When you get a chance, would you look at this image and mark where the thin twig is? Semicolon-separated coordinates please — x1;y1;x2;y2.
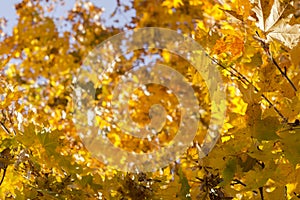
271;57;297;91
285;186;288;199
227;61;288;120
8;115;17;136
231;179;247;187
293;192;300;199
207;55;288;122
259;187;264;200
1;110;16;135
254;32;297;92
0;122;11;135
0;168;7;186
261;93;287;121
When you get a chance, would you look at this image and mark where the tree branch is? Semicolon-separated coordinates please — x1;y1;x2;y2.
271;57;297;92
254;32;297;92
207;55;288;122
0;168;7;186
0;122;11;135
259;187;264;200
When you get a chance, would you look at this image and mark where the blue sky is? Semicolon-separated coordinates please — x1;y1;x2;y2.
0;0;135;35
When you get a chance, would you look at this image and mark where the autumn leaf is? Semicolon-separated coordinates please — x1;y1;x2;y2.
1;0;300;199
177;167;192;200
252;0;300;48
280;129;300;166
267;20;300;49
250;116;281;141
222;158;237;185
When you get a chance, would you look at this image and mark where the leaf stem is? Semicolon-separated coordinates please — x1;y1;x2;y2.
271;57;297;92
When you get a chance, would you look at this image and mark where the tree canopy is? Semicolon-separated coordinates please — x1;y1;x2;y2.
0;0;300;199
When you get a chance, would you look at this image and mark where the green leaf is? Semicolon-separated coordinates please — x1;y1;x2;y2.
251;117;281;141
178;167;192;200
15;123;38;147
37;129;60;156
243;161;276;189
281;130;300;166
237;154;257;172
221;158;237;186
79;174;93;187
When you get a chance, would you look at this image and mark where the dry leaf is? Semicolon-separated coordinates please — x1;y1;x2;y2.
252;0;300;48
268;20;300;48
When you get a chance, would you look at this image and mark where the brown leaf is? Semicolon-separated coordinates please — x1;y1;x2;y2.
267;20;300;48
252;0;300;48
